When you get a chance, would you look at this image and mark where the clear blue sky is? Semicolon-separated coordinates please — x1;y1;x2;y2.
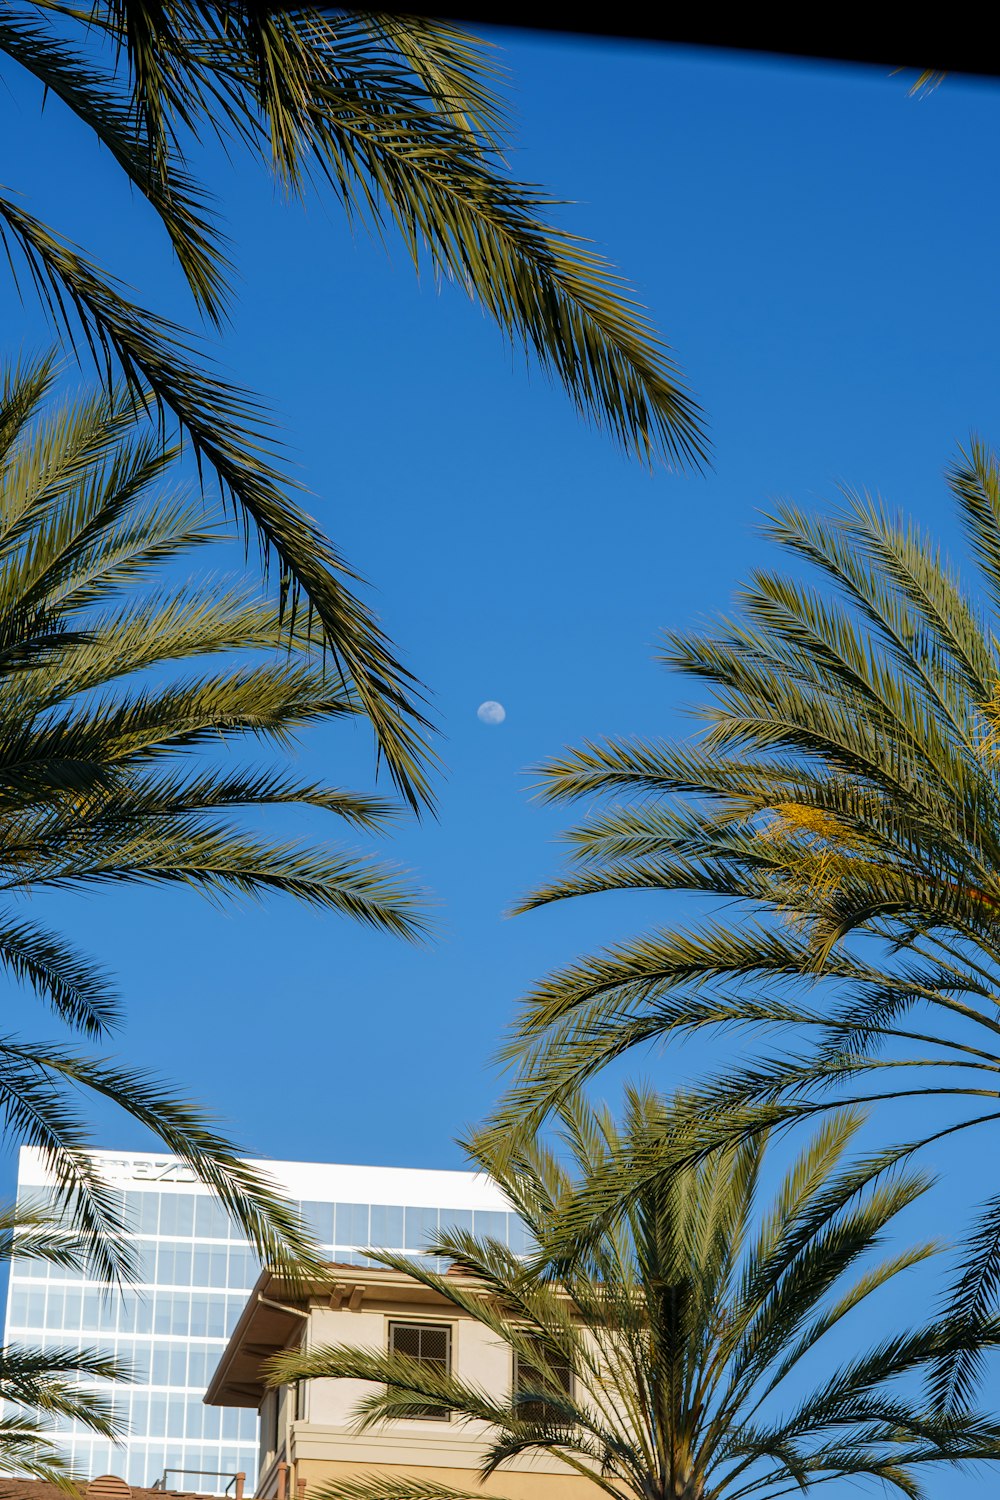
4;32;1000;1492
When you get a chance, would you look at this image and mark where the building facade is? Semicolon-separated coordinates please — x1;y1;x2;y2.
2;1148;526;1491
206;1264;591;1500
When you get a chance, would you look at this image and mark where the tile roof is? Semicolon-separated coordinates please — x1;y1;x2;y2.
0;1481;222;1500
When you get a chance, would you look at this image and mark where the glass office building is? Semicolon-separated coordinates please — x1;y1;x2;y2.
2;1147;525;1491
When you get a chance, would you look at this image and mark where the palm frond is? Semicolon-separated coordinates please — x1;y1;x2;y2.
271;1097;1000;1500
0;196;435;806
1;0;711;818
29;4;706;470
0;915;119;1037
0;362;428;1279
496;441;1000;1410
928;1190;1000;1412
0;7;229;322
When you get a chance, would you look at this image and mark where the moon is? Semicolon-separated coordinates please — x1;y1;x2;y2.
477;700;506;725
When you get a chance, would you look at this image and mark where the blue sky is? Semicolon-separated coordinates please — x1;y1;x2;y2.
4;31;1000;1491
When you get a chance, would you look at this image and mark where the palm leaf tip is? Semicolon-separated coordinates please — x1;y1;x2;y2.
0;0;710;814
0;357;432;1282
269;1095;995;1500
492;435;1000;1423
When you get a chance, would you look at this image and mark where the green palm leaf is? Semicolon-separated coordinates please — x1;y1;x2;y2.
1;3;710;807
496;436;1000;1402
0;1200;134;1483
269;1096;1000;1500
0;359;425;1278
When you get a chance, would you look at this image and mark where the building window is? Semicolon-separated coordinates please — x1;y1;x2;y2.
387;1322;451;1420
292;1379;308;1423
513;1341;573;1425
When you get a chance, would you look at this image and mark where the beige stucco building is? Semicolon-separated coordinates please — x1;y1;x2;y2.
205;1265;592;1500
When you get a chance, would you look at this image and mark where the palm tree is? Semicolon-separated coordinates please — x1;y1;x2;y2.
270;1091;1000;1500
1;1202;131;1483
493;438;1000;1405
1;351;425;1278
0;4;708;809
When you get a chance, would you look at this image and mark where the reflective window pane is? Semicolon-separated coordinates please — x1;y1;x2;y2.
404;1206;439;1251
166;1396;186;1438
47;1286;65;1327
151;1345;171;1385
473;1210;508;1243
123;1190;144;1233
137;1240;158;1282
507;1216;535;1257
370;1205;404;1246
63;1287;82;1330
194;1195;231;1240
98;1295;119;1333
439;1209;473;1239
161;1242;193;1285
334;1203;369;1246
138;1193;160;1235
209;1245;229;1287
158;1195;195;1237
189;1294;211;1338
299;1201;334;1242
228;1245;260;1288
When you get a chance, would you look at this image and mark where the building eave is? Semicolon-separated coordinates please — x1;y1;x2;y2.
205;1263;483;1409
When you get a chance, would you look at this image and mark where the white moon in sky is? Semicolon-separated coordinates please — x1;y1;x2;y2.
477;700;506;725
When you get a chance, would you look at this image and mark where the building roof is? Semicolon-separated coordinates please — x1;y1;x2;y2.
14;1147;515;1211
205;1262;479;1410
0;1483;221;1500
